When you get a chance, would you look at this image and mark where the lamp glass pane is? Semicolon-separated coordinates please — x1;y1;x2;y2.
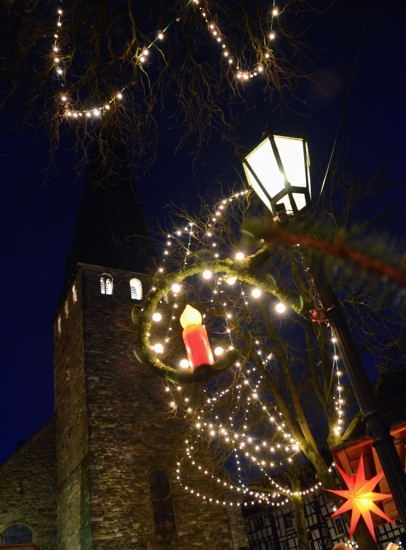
244;137;286;198
243;172;273;212
292;192;307;211
277;195;293;214
274;135;308;189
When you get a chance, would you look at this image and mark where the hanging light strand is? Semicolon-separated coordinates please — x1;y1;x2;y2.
191;0;280;81
149;189;347;506
52;3;282;118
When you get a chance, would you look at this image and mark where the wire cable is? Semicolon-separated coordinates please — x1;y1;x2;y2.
317;0;372;206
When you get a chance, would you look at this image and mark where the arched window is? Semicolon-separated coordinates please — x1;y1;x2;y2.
149;469;176;536
130;277;143;301
100;273;113;295
1;524;33;544
64;300;69;319
72;283;78;303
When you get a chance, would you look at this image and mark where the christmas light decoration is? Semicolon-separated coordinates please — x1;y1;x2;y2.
52;1;283;118
192;0;280;81
325;455;393;541
133;189;349;509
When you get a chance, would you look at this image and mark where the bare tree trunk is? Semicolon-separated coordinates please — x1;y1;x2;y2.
290;490;311;550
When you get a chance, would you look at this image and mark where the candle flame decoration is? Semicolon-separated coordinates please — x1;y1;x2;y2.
180;305;214;370
325;454;393;541
180;304;202;328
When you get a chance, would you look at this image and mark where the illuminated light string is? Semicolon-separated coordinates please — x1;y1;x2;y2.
176;437;291;507
205;260;306;463
331;334;345;436
146;191;249;359
181;403;327;500
191;416;299;470
144;223;196;359
161;190;345;500
293;247;346;435
228;388;247;489
198;359;303;466
171;396;339;503
175;411;288;507
181;193;343;458
192;375;306;476
52;2;281;118
148;189;347;504
176;462;287;508
192;0;280;81
176;439;338;507
53;0;175;118
160;270;306;490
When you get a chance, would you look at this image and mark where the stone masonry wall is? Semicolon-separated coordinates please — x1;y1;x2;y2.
54;269;91;550
54;263;248;549
0;420;57;550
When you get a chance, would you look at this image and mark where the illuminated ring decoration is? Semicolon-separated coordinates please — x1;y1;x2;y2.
132;253;305;383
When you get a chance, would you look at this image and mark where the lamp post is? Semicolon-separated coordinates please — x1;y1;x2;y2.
242;133;406;528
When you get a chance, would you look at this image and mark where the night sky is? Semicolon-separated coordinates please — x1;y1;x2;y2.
1;1;405;465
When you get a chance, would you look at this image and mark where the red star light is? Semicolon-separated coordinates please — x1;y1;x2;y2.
325;454;393;541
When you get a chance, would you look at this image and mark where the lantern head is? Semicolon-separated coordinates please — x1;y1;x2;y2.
243;133;311;218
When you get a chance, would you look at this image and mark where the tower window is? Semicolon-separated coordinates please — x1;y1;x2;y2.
72;283;78;303
100;273;113;295
149;469;176;536
130;277;143;300
1;524;33;544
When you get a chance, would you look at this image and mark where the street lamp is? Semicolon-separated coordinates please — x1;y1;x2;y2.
242;132;406;530
242;134;311;217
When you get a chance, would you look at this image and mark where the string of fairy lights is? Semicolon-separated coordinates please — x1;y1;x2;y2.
143;189;347;508
51;1;281;118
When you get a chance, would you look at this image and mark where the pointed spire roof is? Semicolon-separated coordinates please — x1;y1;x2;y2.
66;134;154;278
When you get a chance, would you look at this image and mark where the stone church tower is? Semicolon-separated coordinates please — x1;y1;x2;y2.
0;141;248;549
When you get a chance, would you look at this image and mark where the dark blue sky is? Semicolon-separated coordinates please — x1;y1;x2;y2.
1;0;405;464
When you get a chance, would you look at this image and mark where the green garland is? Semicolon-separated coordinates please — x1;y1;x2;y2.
132;253;305;384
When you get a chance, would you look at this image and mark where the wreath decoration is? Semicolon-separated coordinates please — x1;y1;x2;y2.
132;253;304;384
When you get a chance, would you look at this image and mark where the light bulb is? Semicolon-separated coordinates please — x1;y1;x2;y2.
214;346;224;357
171;282;182;293
275;302;286;314
251;288;262;298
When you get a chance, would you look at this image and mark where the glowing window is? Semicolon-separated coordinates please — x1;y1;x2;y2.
64;300;69;319
100;273;113;295
57;316;61;335
130;278;143;300
1;524;33;544
72;283;77;303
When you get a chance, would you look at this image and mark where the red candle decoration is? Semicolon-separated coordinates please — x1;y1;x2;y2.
180;305;214;370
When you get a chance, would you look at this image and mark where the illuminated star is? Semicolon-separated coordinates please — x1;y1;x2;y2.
325;455;393;541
